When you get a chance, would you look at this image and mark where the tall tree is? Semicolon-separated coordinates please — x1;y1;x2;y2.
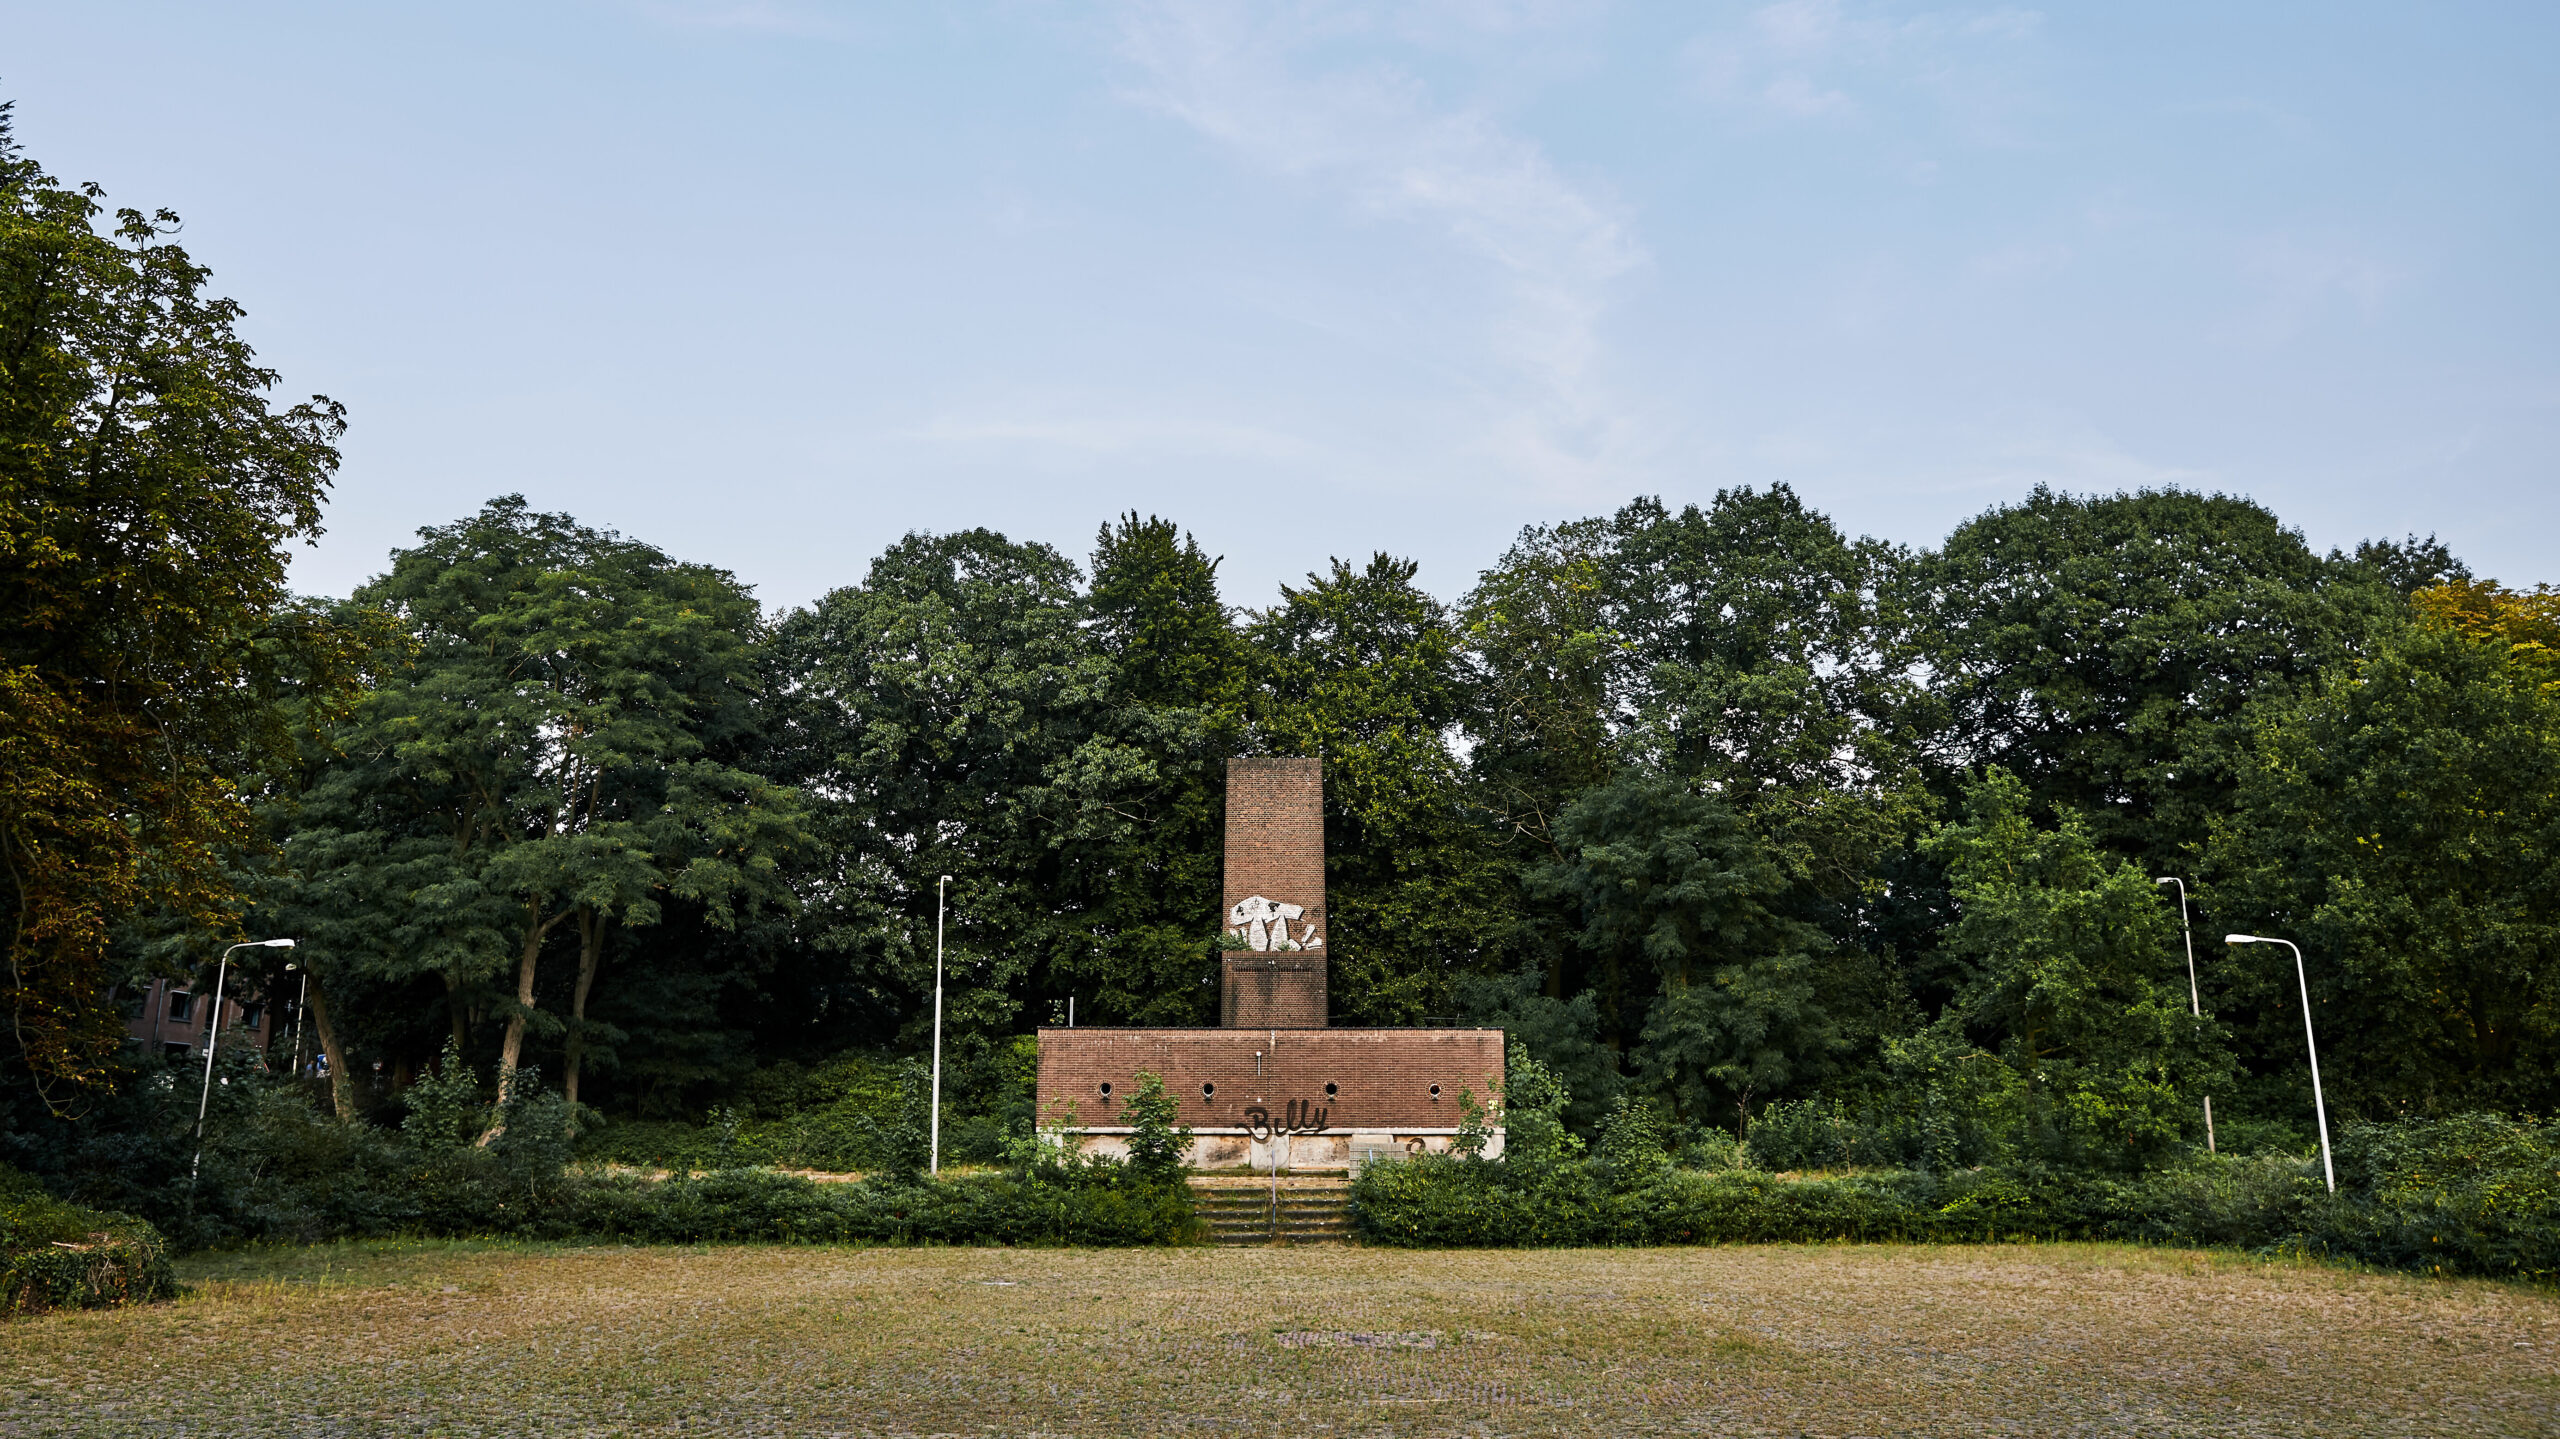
2204;580;2560;1115
1926;768;2228;1165
1899;486;2400;871
0;106;359;1103
267;499;803;1113
1249;553;1507;1023
1530;773;1837;1131
762;530;1109;1069
1069;513;1248;1024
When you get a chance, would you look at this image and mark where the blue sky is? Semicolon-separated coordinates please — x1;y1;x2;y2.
6;2;2554;610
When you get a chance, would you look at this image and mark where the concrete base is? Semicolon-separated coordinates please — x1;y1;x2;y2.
1050;1127;1502;1170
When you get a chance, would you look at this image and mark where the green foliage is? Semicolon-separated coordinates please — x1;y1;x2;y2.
0;104;364;1100
2205;603;2560;1113
1118;1070;1191;1184
1493;1040;1582;1173
1593;1096;1671;1188
400;1040;482;1152
1923;769;2228;1168
1533;773;1838;1129
570;1163;1200;1247
0;1162;174;1314
1249;553;1506;1023
1353;1112;2560;1280
1900;486;2400;872
261;496;806;1117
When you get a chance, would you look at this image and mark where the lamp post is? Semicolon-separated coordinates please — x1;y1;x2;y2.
286;963;310;1078
2226;934;2334;1192
930;875;951;1178
2156;878;2213;1152
192;939;295;1196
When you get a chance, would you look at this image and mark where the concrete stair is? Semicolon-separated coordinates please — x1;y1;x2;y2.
1190;1174;1353;1246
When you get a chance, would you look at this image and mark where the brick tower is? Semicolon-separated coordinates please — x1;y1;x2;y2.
1219;757;1327;1027
1034;754;1503;1170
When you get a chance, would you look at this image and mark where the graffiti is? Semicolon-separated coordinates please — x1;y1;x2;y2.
1228;894;1322;951
1242;1099;1331;1141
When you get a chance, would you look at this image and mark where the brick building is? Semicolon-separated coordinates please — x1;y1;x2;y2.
1036;758;1504;1170
119;978;276;1062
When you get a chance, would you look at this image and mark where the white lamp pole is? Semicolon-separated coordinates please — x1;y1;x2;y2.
286;963;310;1077
930;875;951;1177
191;939;295;1194
2156;878;2213;1152
2226;934;2334;1192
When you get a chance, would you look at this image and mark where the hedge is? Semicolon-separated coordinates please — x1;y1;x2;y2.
0;1166;176;1317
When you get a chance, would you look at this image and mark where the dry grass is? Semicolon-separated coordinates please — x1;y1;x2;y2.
2;1240;2555;1436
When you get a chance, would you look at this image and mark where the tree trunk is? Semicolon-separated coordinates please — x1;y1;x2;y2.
443;971;468;1053
305;973;356;1121
484;907;559;1143
564;906;607;1113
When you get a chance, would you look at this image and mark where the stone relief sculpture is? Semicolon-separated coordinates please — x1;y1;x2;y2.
1228;894;1322;951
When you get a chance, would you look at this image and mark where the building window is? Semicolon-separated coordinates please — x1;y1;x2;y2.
237;1003;264;1031
1429;1084;1442;1101
1200;1082;1215;1100
1098;1082;1113;1100
166;990;193;1022
1324;1082;1338;1099
163;1042;192;1061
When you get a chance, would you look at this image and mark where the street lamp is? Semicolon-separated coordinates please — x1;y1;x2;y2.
2156;878;2213;1152
930;875;952;1178
191;939;295;1196
285;963;310;1078
2226;934;2335;1192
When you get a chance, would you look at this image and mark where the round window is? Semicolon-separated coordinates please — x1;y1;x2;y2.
1429;1083;1443;1100
1201;1082;1216;1100
1098;1081;1113;1099
1323;1082;1338;1099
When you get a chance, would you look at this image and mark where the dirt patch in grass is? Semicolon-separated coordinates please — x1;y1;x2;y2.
3;1241;2554;1436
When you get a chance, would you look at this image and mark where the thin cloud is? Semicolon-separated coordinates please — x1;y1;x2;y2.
1684;0;2043;136
1109;1;1652;489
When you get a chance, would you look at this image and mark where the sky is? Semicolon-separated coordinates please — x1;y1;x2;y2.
4;2;2554;612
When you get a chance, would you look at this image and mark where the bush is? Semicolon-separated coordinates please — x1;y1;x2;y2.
1352;1114;2560;1281
569;1162;1200;1247
0;1164;174;1315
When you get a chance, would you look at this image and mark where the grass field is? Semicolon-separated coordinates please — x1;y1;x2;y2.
2;1240;2553;1437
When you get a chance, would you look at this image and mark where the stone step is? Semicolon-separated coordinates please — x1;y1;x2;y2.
1190;1177;1354;1246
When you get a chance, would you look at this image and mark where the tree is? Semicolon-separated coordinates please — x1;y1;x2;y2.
1926;768;2228;1165
1248;554;1508;1023
1899;486;2400;872
267;499;804;1116
2205;582;2560;1114
0;105;360;1103
1063;515;1248;1024
762;529;1108;1072
1530;772;1835;1132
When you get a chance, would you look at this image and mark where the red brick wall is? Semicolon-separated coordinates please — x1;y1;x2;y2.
1221;757;1326;1026
1033;1027;1503;1133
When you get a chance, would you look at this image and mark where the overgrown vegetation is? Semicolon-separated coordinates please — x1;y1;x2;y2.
0;1163;171;1316
1358;1049;2560;1281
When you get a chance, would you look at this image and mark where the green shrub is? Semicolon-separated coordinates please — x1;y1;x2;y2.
569;1163;1200;1247
1352;1117;2560;1282
0;1164;174;1316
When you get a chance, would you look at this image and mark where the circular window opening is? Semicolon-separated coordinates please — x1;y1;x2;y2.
1201;1082;1216;1100
1429;1083;1443;1101
1098;1081;1113;1099
1323;1082;1338;1099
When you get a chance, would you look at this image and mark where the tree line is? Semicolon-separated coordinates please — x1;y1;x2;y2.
6;102;2556;1166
